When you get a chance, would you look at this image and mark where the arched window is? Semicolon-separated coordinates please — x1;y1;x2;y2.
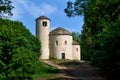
65;41;67;45
76;48;78;52
56;41;58;45
42;21;47;26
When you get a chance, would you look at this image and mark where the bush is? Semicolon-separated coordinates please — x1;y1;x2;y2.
0;19;41;79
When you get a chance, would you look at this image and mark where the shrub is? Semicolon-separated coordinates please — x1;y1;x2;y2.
0;19;40;79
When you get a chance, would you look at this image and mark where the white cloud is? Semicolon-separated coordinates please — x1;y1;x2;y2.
11;0;56;20
41;3;56;16
10;0;24;20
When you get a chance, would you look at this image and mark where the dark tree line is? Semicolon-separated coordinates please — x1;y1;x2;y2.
65;0;120;80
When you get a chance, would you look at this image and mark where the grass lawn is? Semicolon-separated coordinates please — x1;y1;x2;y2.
33;62;58;80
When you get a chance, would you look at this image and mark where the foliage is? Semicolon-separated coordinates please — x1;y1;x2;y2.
65;0;120;79
64;0;88;17
0;19;41;79
91;18;120;79
72;32;81;43
0;0;14;18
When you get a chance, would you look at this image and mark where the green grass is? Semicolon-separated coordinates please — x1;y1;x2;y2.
33;62;58;80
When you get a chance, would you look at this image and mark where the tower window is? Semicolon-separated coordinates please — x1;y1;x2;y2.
56;41;58;45
42;21;47;26
65;41;67;45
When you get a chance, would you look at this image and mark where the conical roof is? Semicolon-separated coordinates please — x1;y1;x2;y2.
50;27;71;35
36;16;51;21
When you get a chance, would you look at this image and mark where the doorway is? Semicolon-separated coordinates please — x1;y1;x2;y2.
62;53;65;59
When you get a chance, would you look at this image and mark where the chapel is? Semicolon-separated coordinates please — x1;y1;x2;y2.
36;16;81;60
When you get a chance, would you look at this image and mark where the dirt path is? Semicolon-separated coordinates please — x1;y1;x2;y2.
42;60;105;80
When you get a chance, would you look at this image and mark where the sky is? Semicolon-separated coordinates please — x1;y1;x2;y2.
10;0;84;35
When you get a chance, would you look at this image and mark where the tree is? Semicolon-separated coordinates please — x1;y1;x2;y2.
0;0;14;18
72;32;81;43
65;0;120;35
65;0;120;79
0;19;41;79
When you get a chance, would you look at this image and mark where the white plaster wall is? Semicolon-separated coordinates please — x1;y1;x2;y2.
36;19;50;59
72;45;81;60
50;35;73;60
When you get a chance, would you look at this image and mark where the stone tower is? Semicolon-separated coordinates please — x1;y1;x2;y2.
36;16;50;59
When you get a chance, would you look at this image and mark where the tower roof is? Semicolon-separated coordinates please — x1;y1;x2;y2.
72;40;80;45
36;16;51;21
50;27;71;35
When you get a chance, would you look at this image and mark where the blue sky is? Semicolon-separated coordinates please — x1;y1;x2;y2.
10;0;84;35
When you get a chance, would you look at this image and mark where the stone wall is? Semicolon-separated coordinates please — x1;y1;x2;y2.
50;35;72;60
72;45;81;60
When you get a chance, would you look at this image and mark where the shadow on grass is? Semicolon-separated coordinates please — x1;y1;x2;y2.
49;77;83;80
49;61;104;80
58;60;90;66
49;68;104;80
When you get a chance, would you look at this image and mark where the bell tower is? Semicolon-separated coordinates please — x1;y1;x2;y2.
36;16;50;59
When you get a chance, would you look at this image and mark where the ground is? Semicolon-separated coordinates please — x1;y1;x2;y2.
37;60;105;80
